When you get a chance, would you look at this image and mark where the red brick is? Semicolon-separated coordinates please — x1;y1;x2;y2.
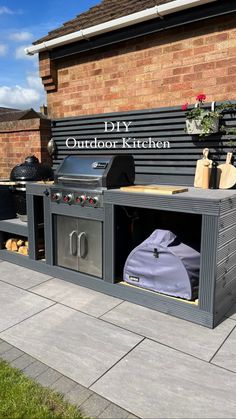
0;119;51;178
205;33;229;44
194;45;215;55
173;66;193;75
41;14;236;118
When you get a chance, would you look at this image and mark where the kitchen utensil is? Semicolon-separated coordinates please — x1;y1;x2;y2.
218;152;236;189
210;158;219;189
202;160;210;189
194;148;212;188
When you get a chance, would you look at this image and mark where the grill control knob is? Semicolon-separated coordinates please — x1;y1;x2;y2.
89;197;98;206
76;195;87;205
51;192;61;202
76;196;83;204
63;194;73;203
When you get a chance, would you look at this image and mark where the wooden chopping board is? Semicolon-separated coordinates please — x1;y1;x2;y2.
0;181;16;186
194;148;212;188
120;185;188;195
219;152;236;189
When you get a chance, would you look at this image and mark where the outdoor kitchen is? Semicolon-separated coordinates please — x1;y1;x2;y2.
1;0;236;330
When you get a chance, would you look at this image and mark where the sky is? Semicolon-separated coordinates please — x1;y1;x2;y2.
0;0;99;110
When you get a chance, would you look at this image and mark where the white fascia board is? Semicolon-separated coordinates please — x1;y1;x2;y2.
25;0;217;55
158;0;216;16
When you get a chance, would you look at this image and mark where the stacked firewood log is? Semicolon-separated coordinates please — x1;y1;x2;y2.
5;239;28;255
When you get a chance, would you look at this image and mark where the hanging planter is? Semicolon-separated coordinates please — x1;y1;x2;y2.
182;95;220;137
186;108;219;136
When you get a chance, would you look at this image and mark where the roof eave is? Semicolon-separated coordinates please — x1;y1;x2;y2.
25;0;216;55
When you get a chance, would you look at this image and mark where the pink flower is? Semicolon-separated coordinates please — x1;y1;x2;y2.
196;93;206;102
181;103;189;111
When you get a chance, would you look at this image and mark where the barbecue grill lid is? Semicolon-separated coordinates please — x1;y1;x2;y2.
10;155;53;181
54;154;135;188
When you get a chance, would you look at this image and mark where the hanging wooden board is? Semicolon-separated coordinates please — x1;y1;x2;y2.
194;148;212;188
120;185;188;195
218;152;236;189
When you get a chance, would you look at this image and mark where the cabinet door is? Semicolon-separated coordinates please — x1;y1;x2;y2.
77;219;103;278
56;215;78;271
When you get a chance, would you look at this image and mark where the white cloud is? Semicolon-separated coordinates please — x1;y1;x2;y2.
15;45;36;60
0;85;40;107
10;31;33;42
0;43;7;56
27;73;43;90
0;6;14;15
0;73;45;110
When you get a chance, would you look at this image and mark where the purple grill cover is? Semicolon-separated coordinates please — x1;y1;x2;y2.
123;230;200;300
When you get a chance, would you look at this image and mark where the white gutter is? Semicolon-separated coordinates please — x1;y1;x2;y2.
25;0;216;55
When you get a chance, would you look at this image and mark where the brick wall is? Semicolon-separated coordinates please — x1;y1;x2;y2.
39;14;236;118
0;118;51;178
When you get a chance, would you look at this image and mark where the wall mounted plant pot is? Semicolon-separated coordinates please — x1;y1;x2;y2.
186;117;219;135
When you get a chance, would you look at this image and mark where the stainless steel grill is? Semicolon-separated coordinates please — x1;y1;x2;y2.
50;154;135;278
50;154;135;208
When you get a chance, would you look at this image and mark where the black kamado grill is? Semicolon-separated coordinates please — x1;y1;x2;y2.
10;155;53;222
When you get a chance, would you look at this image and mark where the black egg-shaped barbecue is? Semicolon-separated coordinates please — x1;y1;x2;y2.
10;155;53;222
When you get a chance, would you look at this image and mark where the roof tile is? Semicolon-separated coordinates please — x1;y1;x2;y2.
33;0;174;45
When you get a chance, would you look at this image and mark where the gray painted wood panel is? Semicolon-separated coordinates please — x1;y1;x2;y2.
51;103;236;185
214;198;236;325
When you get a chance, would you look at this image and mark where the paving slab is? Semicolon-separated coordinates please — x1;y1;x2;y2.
23;360;49;378
0;347;23;362
0;281;54;332
0;261;52;289
91;339;236;419
0;341;12;354
31;278;123;317
211;326;236;372
225;303;236;321
50;376;77;394
101;301;234;361
80;393;110;418
1;303;142;387
66;384;93;407
35;368;62;387
99;403;130;418
11;353;36;370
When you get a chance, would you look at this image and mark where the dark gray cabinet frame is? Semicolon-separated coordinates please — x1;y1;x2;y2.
1;182;236;328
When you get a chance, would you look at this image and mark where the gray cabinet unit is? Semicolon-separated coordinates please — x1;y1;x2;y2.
103;188;236;328
0;181;236;328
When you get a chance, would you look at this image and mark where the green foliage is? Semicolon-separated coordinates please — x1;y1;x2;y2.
0;361;84;419
185;102;236;138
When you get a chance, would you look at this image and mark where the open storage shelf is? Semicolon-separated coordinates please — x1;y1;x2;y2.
0;218;28;236
114;205;202;304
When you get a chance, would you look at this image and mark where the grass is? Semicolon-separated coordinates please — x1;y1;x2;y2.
0;360;84;419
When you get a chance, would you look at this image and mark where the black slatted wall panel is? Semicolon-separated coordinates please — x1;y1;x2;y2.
52;103;236;186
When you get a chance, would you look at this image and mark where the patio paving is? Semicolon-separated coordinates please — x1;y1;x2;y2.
0;261;236;418
31;277;123;317
0;261;53;289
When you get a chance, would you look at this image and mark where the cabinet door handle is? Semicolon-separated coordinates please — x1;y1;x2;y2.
78;232;87;258
69;230;78;256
